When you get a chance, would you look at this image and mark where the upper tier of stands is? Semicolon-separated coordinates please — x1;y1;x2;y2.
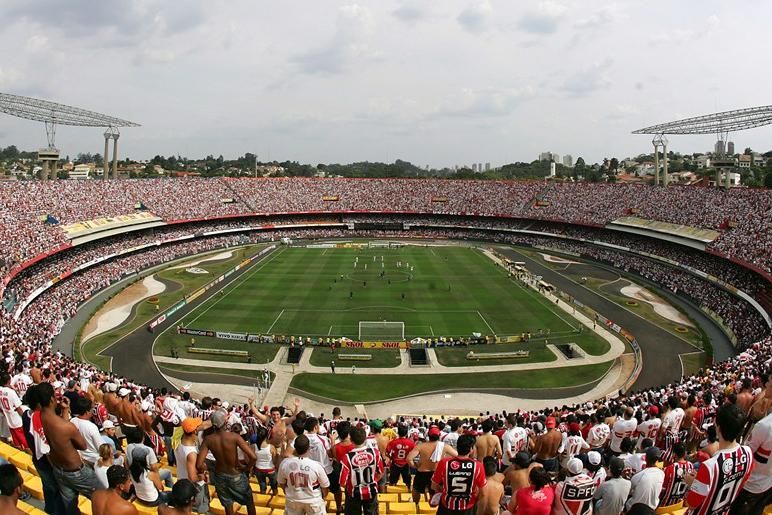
1;179;770;283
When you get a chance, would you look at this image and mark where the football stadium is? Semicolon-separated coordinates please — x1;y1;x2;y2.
0;3;770;513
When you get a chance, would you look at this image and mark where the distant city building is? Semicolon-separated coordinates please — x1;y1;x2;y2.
550;162;556;177
727;141;735;155
472;163;477;172
738;154;752;168
484;162;490;171
563;155;573;168
478;163;483;172
714;140;726;156
552;153;560;163
539;152;552;162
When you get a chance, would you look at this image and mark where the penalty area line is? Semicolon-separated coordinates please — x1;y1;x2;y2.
476;311;496;335
266;309;285;334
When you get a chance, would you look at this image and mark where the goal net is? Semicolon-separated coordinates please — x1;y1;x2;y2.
358;321;405;341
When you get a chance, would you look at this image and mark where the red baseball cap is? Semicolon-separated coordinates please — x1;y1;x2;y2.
545;417;556;429
428;426;441;437
569;422;581;433
649;406;659;416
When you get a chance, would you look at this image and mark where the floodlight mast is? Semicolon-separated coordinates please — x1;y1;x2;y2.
0;92;140;179
633;105;772;188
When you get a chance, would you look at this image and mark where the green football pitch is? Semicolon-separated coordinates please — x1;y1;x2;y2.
169;244;597;343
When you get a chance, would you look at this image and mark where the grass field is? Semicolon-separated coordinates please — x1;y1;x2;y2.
289;361;615;402
161;245;608;350
79;246;265;370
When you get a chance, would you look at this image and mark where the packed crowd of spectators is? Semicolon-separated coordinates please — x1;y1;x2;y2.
2;178;768;280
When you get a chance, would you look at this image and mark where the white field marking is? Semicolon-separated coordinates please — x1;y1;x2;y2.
322;249;328;256
266;309;285;333
430;326;435;336
168;250;234;270
327;326;333;336
182;247;285;327
476;311;496;335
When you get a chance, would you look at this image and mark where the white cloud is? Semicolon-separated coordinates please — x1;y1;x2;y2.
561;59;614;97
457;0;492;34
518;0;567;34
25;35;48;52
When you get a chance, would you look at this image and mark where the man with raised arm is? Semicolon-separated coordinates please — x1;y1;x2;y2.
196;410;257;515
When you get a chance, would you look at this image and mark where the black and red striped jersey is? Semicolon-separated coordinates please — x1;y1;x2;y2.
339;445;384;501
685;444;754;515
660;459;694;507
431;456;486;511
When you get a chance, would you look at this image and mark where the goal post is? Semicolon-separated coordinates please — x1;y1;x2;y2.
358;321;405;341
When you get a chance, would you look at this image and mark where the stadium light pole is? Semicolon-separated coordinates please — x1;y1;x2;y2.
103;129;111;180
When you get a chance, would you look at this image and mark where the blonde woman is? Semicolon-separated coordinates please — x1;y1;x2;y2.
95;444;115;489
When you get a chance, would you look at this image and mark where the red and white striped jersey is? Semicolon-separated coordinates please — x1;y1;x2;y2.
339;445;384;501
432;456;486;511
553;473;596;515
660;459;694;507
685;444;754;515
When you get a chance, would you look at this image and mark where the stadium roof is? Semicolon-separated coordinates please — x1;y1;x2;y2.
632;105;772;135
0;92;140;127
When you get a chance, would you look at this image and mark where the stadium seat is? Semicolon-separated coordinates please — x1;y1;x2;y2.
78;497;94;514
133;503;158;515
388;502;417;514
763;504;772;515
399;493;414;502
656;501;683;514
387;484;409;494
417;503;435;514
378;493;400;503
0;441;21;459
269;496;287;509
23;476;45;500
9;452;35;473
253;493;272;506
16;501;37;513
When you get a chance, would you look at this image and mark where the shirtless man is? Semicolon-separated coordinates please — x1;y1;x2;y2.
249;398;301;448
39;382;101;514
503;451;540;494
476;419;503;460
406;426;457;508
368;420;389;492
477;457;504;515
532;417;562;473
196;410;257;515
736;378;755;414
91;465;138;515
0;464;26;515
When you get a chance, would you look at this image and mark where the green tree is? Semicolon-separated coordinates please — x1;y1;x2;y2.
765;171;772;188
574;157;586;179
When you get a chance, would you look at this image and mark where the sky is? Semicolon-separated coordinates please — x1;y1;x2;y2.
0;0;770;168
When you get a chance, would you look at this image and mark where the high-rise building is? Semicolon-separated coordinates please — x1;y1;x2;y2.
563;155;573;168
539;152;552;162
714;140;726;156
552;153;560;163
484;162;491;172
727;141;735;155
472;163;477;172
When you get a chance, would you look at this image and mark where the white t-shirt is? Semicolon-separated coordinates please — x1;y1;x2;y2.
610;418;638;453
277;456;331;502
443;431;459;449
70;417;104;465
636;418;661;444
587;423;610;449
743;412;771;494
626;466;664;511
662;408;684;435
95;464;110;489
306;433;333;474
0;386;23;429
502;427;528;465
11;374;32;396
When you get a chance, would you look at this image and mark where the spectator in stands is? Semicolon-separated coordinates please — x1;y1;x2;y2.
730;384;771;514
0;463;25;514
685;404;755;514
626;446;665;514
431;434;486;515
340;426;384;515
39;381;101;514
196;410;257;515
476;456;504;515
553;457;595;515
593;456;630;515
159;478;200;515
91;464;138;515
277;434;330;515
532;417;561;472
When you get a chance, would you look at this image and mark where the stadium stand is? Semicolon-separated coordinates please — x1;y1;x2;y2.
0;178;769;514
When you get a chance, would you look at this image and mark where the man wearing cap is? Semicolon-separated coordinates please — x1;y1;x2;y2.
100;420;120;451
366;419;389;492
174;417;210;515
196;410;257;515
625;446;665;514
593;457;630;515
91;465;138;515
533;416;562;473
553;457;596;515
407;425;458;509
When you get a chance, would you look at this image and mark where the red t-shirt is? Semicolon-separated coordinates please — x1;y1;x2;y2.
334;442;356;463
515;485;554;515
386;437;416;467
432;456;486;511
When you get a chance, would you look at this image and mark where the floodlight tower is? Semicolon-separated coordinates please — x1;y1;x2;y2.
0;92;139;180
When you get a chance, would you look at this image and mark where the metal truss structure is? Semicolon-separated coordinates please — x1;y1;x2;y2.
632;105;772;135
0;92;139;147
